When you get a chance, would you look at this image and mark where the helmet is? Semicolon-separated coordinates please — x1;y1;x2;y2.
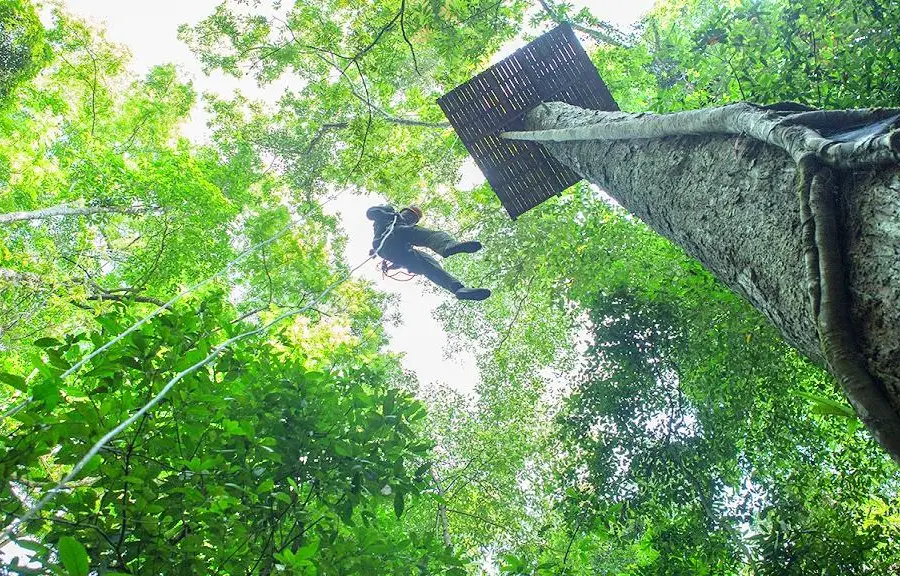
403;205;423;224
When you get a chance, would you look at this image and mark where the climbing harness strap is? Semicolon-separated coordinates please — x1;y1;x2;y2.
380;259;417;281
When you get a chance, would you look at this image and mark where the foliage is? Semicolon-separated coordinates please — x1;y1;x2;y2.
1;292;463;574
596;0;900;112
552;289;900;574
0;5;467;574
3;0;900;575
179;0;528;202
0;0;49;110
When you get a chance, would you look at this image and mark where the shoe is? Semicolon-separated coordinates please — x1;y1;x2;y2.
454;287;491;301
444;241;482;257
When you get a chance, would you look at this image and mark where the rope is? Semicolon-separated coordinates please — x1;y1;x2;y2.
373;213;420;282
2;218;401;541
372;213;399;258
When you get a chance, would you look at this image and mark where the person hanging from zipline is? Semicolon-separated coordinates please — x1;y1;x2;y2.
367;204;491;301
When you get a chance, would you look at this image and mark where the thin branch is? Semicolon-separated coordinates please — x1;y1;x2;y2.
86;293;167;307
444;507;509;532
346;8;403;70
535;0;631;47
430;468;451;547
85;46;100;137
351;60;374;176
497;274;537;350
114;74;176;153
134;218;170;291
314;50;449;128
305;122;350;155
400;0;421;75
559;511;588;575
271;12;448;129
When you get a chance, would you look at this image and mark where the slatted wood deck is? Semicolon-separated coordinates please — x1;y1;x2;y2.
438;23;619;219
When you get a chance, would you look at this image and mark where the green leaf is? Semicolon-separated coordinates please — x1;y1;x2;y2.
393;491;405;518
295;539;319;560
34;337;62;348
32;379;59;409
795;391;857;419
257;478;275;494
0;372;27;391
57;536;89;576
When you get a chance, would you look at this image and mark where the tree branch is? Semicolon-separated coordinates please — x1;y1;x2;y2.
399;0;420;75
0;203;156;224
535;0;631;47
507;101;900;167
85;292;167;307
430;468;451;547
305;122;350;155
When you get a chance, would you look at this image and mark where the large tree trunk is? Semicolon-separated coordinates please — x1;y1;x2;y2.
512;101;900;462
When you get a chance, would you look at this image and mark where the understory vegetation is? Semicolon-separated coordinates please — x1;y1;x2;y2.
1;0;898;574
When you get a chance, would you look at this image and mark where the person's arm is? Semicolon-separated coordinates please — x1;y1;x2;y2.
366;205;396;222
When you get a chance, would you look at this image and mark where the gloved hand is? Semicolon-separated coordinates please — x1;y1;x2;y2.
379;260;400;273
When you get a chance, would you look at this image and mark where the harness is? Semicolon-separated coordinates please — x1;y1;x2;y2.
379;260;417;281
372;213;419;282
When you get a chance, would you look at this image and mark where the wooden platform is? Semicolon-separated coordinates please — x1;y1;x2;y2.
438;23;619;219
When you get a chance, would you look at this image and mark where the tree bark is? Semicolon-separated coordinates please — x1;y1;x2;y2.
514;101;900;463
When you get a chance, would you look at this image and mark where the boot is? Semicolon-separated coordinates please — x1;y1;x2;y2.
454;286;491;301
444;241;482;257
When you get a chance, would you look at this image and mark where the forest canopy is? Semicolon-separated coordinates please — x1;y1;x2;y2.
1;0;899;574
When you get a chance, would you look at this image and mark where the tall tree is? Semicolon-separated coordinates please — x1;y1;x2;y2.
505;101;900;461
0;0;48;109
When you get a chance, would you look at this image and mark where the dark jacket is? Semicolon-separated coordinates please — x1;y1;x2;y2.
366;205;416;248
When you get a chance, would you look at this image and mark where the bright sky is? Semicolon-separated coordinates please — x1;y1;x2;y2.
56;0;657;393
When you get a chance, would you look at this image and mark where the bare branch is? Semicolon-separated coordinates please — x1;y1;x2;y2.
400;0;421;75
0;203;156;225
535;0;631;47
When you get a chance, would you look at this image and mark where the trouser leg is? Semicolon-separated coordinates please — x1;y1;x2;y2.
396;248;462;293
394;226;458;257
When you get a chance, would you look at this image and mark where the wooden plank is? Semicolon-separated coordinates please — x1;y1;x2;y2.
438;23;619;219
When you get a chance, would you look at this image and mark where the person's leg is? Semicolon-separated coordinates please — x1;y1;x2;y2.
396;226;481;257
400;249;491;301
400;249;463;293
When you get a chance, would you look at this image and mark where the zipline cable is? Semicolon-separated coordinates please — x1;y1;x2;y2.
3;217;398;541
